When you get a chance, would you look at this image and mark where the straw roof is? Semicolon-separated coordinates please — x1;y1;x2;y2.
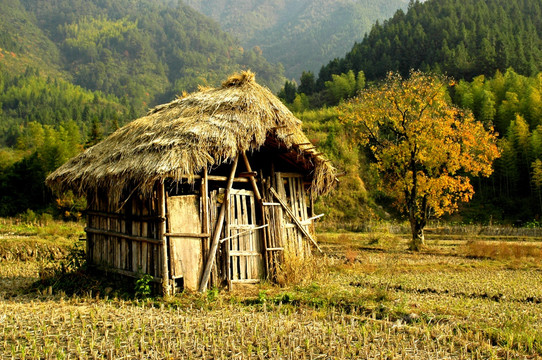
46;71;336;202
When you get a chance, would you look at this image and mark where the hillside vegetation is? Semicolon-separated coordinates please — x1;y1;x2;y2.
315;0;542;86
2;0;542;225
1;0;284;114
184;0;408;79
0;0;285;217
279;0;542;223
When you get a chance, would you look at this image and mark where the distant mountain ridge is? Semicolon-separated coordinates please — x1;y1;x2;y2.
184;0;408;80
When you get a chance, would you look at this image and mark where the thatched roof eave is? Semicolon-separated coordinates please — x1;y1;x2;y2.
45;71;336;202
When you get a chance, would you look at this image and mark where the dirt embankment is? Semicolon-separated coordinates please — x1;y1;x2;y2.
0;236;70;261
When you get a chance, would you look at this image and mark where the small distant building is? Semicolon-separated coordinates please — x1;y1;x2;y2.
46;71;336;294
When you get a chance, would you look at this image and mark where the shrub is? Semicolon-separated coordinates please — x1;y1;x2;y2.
135;273;153;298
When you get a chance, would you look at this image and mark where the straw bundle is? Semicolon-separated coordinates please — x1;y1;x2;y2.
46;71;336;202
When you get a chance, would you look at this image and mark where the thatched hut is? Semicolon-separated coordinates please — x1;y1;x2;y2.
46;71;336;294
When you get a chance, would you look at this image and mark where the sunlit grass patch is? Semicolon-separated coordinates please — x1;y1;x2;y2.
0;218;84;261
0;217;84;240
464;240;542;260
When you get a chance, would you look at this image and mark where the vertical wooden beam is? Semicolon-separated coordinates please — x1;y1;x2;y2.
86;211;92;265
241;152;262;202
158;181;170;296
199;155;239;292
201;169;210;268
225;190;232;289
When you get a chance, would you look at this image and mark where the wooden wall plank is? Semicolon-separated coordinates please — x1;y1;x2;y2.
231;194;238;281
201;173;210;275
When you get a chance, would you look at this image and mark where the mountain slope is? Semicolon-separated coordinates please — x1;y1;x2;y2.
0;0;285;115
0;0;63;77
315;0;542;86
184;0;408;79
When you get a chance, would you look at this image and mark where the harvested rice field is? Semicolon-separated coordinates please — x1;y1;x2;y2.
1;227;542;359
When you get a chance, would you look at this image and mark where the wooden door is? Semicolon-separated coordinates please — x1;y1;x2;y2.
166;195;203;291
227;189;264;284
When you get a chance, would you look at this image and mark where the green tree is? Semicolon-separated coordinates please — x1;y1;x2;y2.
531;159;542;213
278;80;297;103
325;70;358;104
298;71;316;95
291;93;309;113
87;117;103;147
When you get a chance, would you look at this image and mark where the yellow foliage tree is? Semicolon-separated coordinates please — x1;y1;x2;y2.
340;71;501;250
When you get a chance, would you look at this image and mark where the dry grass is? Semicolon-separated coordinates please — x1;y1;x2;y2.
274;252;331;287
0;288;479;359
344;247;359;265
2;228;542;359
464;240;542;260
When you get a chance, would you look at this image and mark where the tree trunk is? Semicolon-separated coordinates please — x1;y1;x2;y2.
409;217;425;251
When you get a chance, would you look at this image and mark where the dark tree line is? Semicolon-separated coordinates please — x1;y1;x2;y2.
0;66;131;216
315;0;541;88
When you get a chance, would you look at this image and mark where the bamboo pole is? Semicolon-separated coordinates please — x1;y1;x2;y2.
85;227;163;245
158;182;170;296
201;169;210;273
198;155;239;292
173;174;249;183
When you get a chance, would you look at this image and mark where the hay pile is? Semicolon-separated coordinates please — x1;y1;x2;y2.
46;71;336;202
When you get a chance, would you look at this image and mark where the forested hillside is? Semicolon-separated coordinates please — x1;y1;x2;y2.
278;0;542;223
2;0;542;224
1;0;284;113
0;0;285;217
315;0;542;87
184;0;408;79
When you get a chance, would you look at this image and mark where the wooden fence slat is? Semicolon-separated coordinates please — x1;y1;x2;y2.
158;183;170;295
165;232;210;238
240;194;247;279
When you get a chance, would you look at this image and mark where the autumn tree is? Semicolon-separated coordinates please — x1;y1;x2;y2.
340;71;500;250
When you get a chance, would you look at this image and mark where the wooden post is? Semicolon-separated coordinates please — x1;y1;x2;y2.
241;152;262;203
201;169;210;274
158;182;170;296
198;155;239;292
270;187;323;254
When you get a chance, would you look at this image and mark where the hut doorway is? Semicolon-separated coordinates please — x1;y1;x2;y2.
225;189;264;286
